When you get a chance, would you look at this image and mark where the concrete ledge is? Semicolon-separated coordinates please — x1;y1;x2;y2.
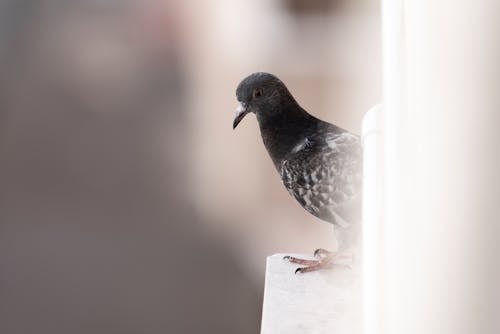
260;253;361;334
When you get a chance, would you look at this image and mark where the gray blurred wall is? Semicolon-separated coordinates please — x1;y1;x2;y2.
0;2;261;333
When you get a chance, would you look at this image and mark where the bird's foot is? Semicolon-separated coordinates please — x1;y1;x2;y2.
283;249;353;274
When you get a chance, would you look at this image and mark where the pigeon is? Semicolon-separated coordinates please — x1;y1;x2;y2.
233;72;362;273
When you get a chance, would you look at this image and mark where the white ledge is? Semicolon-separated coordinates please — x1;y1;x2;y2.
260;253;361;334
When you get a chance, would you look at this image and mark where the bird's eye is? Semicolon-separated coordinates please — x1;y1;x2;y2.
253;88;263;99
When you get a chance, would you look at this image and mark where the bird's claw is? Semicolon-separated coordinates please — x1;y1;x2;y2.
284;249;344;274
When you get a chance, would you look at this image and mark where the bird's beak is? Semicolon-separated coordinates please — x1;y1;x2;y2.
233;102;249;129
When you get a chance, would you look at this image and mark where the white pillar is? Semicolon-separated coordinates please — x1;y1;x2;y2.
380;1;500;333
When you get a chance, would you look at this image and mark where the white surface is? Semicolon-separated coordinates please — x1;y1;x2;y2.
380;1;500;333
381;0;405;332
260;254;361;334
361;105;383;334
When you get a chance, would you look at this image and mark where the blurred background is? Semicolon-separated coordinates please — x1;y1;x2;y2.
0;0;379;333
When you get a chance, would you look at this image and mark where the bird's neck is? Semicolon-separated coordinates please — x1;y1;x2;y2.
257;106;317;169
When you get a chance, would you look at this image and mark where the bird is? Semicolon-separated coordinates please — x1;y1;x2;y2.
233;72;362;273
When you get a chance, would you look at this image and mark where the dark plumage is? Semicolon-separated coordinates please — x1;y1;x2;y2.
233;72;362;233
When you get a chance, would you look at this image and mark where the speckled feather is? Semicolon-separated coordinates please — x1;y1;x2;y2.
279;130;362;227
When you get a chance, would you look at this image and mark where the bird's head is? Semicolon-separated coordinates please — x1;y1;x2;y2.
233;72;293;129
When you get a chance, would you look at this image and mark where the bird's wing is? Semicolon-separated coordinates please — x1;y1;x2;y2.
280;131;362;226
